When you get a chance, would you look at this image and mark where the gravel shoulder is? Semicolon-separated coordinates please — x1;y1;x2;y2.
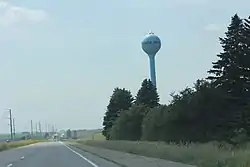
69;143;197;167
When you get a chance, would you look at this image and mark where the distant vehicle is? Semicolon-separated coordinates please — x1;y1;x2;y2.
60;133;65;139
21;132;31;140
72;130;77;139
53;134;58;141
44;132;49;139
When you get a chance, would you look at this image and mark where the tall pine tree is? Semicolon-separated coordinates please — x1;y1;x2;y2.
243;16;250;100
102;87;134;140
135;79;159;108
207;14;250;140
207;14;249;105
241;16;250;135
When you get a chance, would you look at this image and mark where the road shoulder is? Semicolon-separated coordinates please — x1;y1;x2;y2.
61;142;121;167
68;143;196;167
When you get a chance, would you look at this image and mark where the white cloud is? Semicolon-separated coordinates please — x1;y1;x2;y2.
204;24;221;31
0;1;48;26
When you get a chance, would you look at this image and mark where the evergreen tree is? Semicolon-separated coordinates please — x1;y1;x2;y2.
135;79;159;108
102;87;134;140
207;14;249;105
243;16;250;100
241;16;250;135
207;14;250;139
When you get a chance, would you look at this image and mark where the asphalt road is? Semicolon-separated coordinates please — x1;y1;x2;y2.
0;142;120;167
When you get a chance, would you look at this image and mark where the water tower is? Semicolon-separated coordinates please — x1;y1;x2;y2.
141;32;161;87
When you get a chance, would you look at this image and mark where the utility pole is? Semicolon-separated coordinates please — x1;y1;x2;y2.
55;124;57;133
30;120;33;136
13;118;16;139
45;123;48;133
35;122;38;136
52;125;54;134
39;121;42;137
8;109;13;140
47;124;50;136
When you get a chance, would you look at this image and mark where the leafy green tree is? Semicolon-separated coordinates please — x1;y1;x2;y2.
135;79;159;108
142;79;231;143
110;105;149;140
142;105;170;141
191;80;233;142
102;87;134;140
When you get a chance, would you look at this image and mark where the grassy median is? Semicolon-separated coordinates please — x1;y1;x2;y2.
76;140;250;167
0;140;44;152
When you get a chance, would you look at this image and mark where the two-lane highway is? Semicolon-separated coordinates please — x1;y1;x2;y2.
0;142;120;167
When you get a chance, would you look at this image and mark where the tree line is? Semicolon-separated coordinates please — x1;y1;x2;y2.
102;14;250;145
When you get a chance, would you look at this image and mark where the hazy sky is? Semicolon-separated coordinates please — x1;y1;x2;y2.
0;0;249;133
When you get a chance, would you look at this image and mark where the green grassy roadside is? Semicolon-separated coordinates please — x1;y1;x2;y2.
0;134;23;140
76;140;250;167
0;140;45;152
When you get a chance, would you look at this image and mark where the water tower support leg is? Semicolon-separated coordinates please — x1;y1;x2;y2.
149;55;156;87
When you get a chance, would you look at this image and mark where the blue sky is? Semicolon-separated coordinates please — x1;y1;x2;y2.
0;0;249;133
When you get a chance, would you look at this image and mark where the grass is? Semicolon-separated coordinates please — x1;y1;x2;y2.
0;133;23;140
76;140;250;167
0;140;45;152
0;134;9;140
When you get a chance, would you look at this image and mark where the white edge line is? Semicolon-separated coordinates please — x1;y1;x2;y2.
59;141;99;167
6;164;12;167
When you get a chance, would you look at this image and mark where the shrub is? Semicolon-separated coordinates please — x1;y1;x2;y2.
110;105;149;140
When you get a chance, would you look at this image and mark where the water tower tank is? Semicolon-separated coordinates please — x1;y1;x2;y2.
141;32;161;56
